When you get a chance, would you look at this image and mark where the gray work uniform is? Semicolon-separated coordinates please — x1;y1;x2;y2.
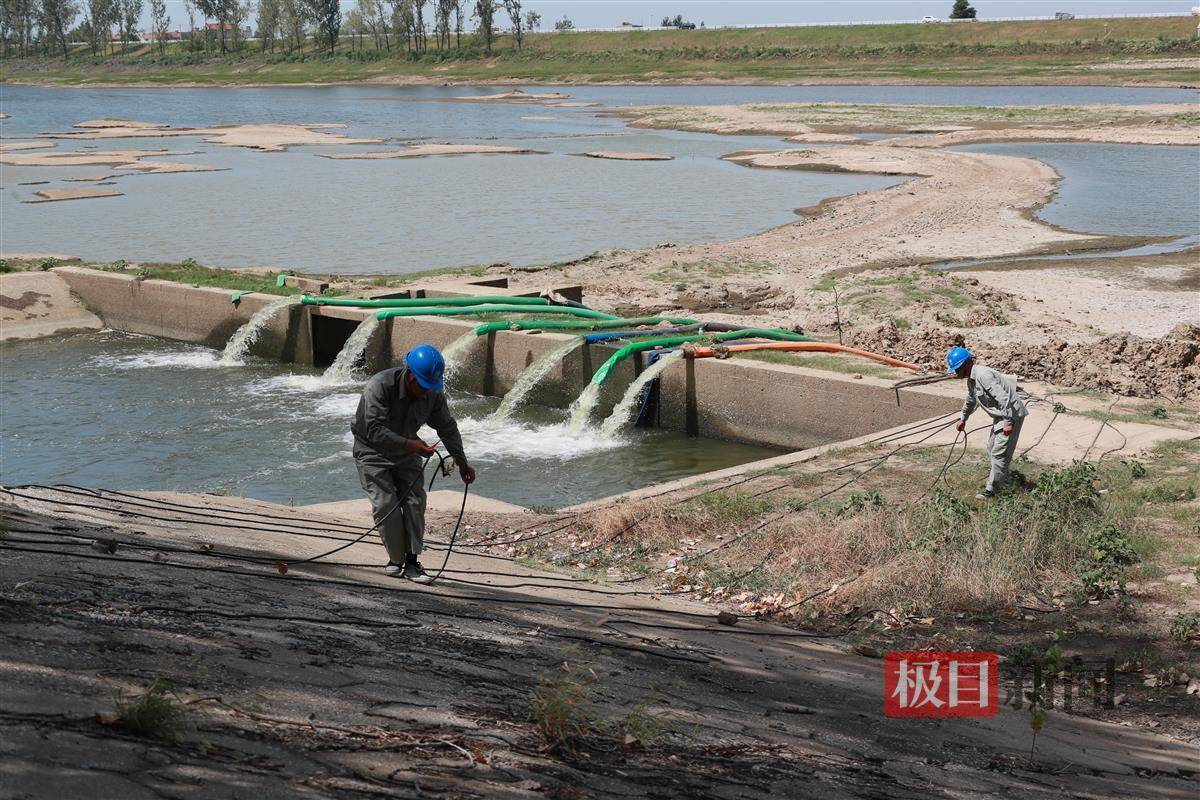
350;367;468;564
961;364;1028;494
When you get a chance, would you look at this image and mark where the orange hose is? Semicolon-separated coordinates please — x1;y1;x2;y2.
684;341;922;372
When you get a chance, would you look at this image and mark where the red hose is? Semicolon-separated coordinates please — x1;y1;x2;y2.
684;341;922;372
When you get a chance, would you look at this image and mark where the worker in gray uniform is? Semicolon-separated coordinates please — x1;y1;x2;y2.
947;346;1028;500
351;344;475;582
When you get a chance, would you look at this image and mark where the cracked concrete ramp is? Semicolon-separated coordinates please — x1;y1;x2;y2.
0;487;1196;798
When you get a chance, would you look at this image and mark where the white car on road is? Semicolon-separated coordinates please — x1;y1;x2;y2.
921;16;942;23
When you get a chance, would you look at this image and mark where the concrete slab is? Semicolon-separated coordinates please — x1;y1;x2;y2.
300;491;527;521
0;271;103;341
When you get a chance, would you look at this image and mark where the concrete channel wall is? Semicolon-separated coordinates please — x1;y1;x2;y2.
55;267;314;364
51;268;960;450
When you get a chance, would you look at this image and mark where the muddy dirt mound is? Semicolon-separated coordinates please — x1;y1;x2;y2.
992;333;1200;402
846;320;962;370
848;321;1200;401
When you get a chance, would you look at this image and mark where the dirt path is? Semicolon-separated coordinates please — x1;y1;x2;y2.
1;486;1196;798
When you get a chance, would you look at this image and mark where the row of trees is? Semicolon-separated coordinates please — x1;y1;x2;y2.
1;0;170;56
0;0;556;58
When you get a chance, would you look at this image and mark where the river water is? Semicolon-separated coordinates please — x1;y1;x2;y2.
2;84;1197;271
0;332;779;508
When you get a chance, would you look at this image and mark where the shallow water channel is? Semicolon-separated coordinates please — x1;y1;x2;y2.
0;333;780;508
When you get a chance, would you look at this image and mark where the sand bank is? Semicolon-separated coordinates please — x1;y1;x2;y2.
451;90;570;103
877;125;1200;148
614;102;1199;145
958;253;1200;340
318;143;544;159
0;148;222;175
41;120;380;152
575;151;674;161
0;140;56;152
23;187;124;203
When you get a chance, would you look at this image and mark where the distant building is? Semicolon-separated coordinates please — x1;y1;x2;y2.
198;22;252;38
618;22;643;30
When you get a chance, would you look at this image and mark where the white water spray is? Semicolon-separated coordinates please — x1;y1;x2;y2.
564;381;603;433
598;351;683;438
218;296;298;365
322;316;380;385
491;337;581;422
440;332;480;380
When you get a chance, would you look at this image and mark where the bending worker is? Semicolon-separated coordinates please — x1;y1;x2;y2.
947;346;1027;501
351;344;476;582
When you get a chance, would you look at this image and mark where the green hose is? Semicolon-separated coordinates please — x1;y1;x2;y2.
473;316;698;336
301;295;552;309
590;329;817;385
374;304;621;322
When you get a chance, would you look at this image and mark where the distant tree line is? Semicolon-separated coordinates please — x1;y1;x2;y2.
0;0;548;58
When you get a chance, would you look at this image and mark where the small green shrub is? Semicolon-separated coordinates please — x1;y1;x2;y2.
1148;405;1169;420
832;489;885;518
1169;611;1200;643
113;680;190;740
180;257;199;268
37;257;60;271
1074;523;1139;598
1123;459;1147;479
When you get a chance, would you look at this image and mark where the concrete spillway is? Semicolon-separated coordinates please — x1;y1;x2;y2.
50;266;961;454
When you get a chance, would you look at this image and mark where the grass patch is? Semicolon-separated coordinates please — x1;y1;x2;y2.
79;258;307;296
647;258;773;286
112;680;190;741
531;650;670;755
5;18;1198;86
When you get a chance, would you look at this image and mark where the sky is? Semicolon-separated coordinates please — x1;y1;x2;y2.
146;1;1193;33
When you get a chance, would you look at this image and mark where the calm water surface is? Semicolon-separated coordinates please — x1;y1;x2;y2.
3;84;1196;271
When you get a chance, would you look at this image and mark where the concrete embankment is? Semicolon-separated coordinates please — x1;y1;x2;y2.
0;271;103;341
45;267;960;451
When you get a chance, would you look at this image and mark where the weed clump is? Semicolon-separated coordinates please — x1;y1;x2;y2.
112;680;190;741
530;653;670;755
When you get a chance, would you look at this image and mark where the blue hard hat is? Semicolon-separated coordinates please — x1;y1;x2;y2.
946;346;973;373
406;344;445;391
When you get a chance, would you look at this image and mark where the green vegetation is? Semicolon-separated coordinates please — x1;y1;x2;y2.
564;439;1199;616
647;258;773;286
683;489;776;525
4;17;1197;86
1169;611;1200;642
87;258;308;296
112;680;191;740
531;651;669;754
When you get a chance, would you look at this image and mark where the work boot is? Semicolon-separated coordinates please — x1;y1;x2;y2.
975;490;994;501
403;561;433;584
385;562;402;577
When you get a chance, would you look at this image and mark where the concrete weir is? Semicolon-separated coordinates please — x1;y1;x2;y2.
51;266;959;453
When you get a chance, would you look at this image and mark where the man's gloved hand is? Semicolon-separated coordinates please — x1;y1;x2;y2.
459;464;477;485
405;437;438;457
955;419;966;433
